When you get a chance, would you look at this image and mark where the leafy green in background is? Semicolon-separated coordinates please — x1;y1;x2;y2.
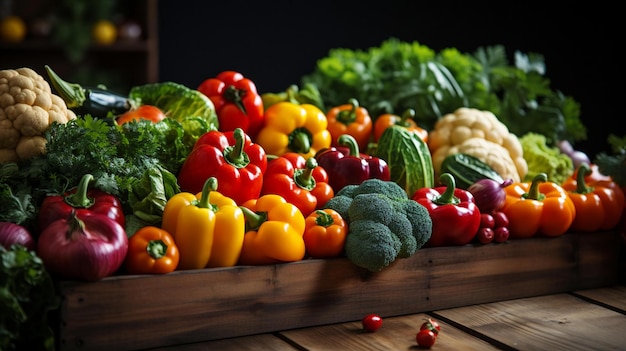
302;37;587;146
1;245;60;351
594;134;626;186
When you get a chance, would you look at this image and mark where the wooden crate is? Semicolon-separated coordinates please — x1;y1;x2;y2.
56;230;623;351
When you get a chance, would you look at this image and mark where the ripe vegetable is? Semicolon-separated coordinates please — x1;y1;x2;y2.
373;125;435;196
440;153;505;190
124;226;179;274
0;67;77;163
467;178;513;213
316;134;391;193
116;105;166;125
374;108;428;143
502;173;576;238
303;209;347;259
520;132;574;184
416;329;437;348
197;70;265;139
420;318;441;334
326;98;373;152
361;314;382;332
177;128;267;205
37;211;128;281
238;194;306;265
324;179;432;272
428;107;527;182
0;221;35;251
412;173;481;247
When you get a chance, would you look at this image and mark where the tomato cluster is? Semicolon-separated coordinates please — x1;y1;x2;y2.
416;318;440;348
475;211;510;244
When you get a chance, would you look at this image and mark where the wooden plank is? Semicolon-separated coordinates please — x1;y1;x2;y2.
433;293;626;350
573;285;626;311
279;313;502;351
56;231;622;351
146;334;299;351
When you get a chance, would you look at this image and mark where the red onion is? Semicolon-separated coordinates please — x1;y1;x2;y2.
0;221;35;251
467;178;513;213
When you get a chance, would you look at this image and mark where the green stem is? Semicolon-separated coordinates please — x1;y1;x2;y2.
64;174;95;208
224;128;250;168
432;173;460;206
146;239;167;259
196;177;218;211
522;173;548;201
294;157;318;191
314;210;334;227
239;206;268;232
337;98;359;125
574;163;593;195
338;134;360;157
45;65;86;108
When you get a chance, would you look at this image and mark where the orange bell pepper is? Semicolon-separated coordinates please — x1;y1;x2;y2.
374;108;428;143
238;194;306;265
303;209;347;259
502;173;576;238
561;163;625;232
326;98;373;152
124;226;179;275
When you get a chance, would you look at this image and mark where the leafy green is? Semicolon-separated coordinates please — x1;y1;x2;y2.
0;116;186;232
129;81;218;130
519;132;573;184
1;245;60;351
301;38;586;145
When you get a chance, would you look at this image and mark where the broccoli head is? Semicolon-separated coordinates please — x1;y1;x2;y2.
344;220;401;272
396;199;432;249
350;178;409;200
347;193;395;225
388;212;417;258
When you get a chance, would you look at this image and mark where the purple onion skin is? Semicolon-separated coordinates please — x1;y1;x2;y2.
0;221;36;251
467;178;513;213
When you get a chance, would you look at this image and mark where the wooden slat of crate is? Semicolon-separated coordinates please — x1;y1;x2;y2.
56;231;622;351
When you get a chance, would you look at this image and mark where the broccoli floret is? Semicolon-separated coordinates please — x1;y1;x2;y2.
388;212;417;258
344;220;401;272
351;178;408;200
335;183;359;198
396;199;433;249
347;193;395;225
322;195;353;222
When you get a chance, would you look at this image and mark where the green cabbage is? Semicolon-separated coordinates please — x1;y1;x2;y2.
520;132;573;184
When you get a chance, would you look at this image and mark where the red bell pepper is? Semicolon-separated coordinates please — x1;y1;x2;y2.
37;173;125;234
412;173;481;247
261;152;334;217
315;134;390;192
197;71;264;139
177;128;267;205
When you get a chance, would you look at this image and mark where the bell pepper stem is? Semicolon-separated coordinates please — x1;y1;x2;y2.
64;174;96;209
574;163;594;194
432;173;460;206
314;210;334;227
337;98;359;125
400;109;417;127
224;128;250;168
338;134;360;157
197;177;219;211
289;129;312;154
239;206;268;232
522;173;548;201
294;157;317;191
147;239;167;259
45;65;86;108
223;85;248;115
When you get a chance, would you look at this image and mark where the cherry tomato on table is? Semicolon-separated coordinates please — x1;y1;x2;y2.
416;329;437;348
361;314;382;332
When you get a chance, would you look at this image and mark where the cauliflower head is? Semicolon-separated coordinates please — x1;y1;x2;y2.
428;107;527;181
0;67;76;163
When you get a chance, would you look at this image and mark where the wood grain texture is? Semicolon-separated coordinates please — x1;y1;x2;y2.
433;293;626;351
55;231;622;351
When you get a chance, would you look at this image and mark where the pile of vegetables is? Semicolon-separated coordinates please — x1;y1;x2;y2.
1;37;625;350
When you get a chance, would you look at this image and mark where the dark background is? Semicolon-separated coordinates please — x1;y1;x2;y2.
158;1;623;159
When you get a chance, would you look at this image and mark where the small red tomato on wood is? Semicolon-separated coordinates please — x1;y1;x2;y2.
362;314;382;332
416;329;437;348
420;318;441;335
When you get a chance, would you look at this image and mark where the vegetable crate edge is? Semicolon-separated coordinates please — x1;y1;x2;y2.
56;230;623;351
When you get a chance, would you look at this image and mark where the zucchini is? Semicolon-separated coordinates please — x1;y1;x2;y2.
45;65;131;119
440;153;504;189
373;125;434;196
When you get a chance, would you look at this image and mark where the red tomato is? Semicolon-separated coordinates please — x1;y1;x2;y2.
117;105;166;125
494;226;510;243
361;314;382;332
476;227;494;244
492;211;509;227
420;318;441;334
480;213;495;228
416;329;437;348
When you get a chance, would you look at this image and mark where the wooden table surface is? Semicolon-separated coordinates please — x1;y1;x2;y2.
147;284;626;351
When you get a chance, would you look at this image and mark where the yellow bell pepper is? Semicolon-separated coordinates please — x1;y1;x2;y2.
238;194;306;265
255;101;331;159
161;177;243;270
